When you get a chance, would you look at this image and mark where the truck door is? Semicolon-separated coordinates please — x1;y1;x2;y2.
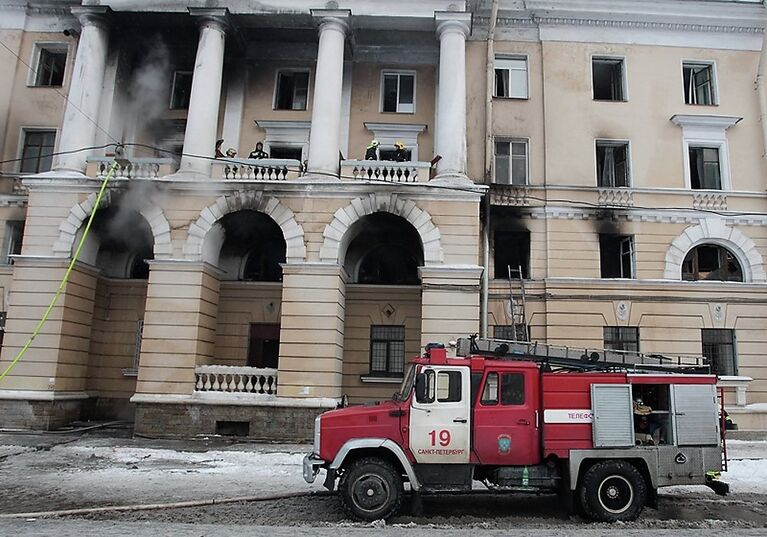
409;366;471;463
473;366;541;465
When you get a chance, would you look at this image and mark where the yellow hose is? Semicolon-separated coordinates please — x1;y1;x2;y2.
0;160;119;383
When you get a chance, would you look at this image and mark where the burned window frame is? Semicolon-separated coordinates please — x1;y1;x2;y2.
274;69;311;111
604;326;640;353
369;325;406;377
599;234;635;279
683;61;717;106
29;42;68;87
595;140;630;187
681;244;743;282
592;56;626;102
701;328;737;376
493;229;531;280
169;70;193;110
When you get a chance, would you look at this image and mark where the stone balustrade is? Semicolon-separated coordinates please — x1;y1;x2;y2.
490;184;530;206
342;160;432;183
717;375;752;407
195;365;278;396
86;157;178;180
214;158;302;181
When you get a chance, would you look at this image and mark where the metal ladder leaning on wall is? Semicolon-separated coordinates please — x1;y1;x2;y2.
507;264;529;342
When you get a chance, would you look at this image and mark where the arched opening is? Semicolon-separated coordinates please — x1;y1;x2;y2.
83;206;155;421
343;213;423;285
682;244;743;282
340;212;424;403
212;210;286;370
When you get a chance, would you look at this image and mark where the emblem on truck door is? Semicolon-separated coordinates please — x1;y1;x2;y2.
498;435;511;454
675;453;688;464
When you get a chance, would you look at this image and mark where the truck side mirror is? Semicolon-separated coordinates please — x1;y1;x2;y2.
415;373;428;403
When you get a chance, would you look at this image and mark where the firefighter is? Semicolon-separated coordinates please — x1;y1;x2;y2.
249;142;269;159
225;148;237;158
215;139;225;158
393;140;408;162
365;139;380;160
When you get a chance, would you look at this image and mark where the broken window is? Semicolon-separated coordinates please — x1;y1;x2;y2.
33;44;67;87
493;230;530;279
599;234;635;278
382;71;415;113
495;140;528;185
682;245;743;282
369;325;406;377
247;323;280;369
169;71;193;110
592;57;625;101
604;326;639;353
689;146;721;190
683;62;716;105
20;130;56;173
275;70;310;111
218;210;287;282
596;141;629;187
702;328;736;376
494;56;528;99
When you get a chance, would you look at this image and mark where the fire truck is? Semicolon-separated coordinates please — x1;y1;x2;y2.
303;336;729;522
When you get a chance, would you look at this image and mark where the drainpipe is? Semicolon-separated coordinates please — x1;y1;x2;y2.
481;0;500;339
757;21;767;168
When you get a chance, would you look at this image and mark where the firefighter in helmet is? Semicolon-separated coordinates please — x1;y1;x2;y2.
249;141;269;159
393;140;408;162
365;139;380;160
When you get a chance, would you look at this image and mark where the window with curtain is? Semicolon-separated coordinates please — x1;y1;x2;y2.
689;146;721;189
596;141;629;187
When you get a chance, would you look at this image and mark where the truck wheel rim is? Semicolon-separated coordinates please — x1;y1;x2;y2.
597;475;633;514
351;473;391;513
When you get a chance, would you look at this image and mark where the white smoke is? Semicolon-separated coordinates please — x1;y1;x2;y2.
126;38;172;149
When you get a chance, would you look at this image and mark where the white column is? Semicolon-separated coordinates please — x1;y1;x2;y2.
53;7;110;173
434;12;471;181
178;11;228;177
307;10;350;178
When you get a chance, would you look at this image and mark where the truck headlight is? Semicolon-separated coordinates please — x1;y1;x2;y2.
313;414;321;455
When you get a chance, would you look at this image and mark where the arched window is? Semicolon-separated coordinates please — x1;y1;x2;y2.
682;244;743;282
217;210;286;282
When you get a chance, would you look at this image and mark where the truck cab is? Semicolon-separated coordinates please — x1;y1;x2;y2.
304;341;726;522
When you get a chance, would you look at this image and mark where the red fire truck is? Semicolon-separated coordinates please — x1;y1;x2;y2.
303;336;728;522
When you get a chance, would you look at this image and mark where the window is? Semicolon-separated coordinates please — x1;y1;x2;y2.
32;44;67;87
600;234;635;278
689;146;721;190
247;323;280;369
596;140;629;187
381;71;415;113
603;326;639;353
436;371;462;402
20;130;55;173
379;148;412;162
501;373;524;405
275;70;310;110
481;372;499;405
369;325;406;377
494;324;528;342
122;319;143;377
493;230;530;279
3;221;23;264
702;328;736;376
682;245;743;282
683;62;716;105
494;56;528;99
269;145;303;161
0;312;6;350
495;139;528;185
592;57;625;101
170;71;193;110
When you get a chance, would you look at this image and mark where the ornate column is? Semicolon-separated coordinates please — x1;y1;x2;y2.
53;7;110;173
178;9;228;177
306;9;350;178
433;12;472;182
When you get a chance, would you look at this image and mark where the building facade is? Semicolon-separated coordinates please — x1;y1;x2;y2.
0;0;765;437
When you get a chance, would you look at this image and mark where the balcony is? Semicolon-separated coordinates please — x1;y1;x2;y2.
195;365;278;398
86;157;178;180
212;158;303;181
342;160;432;183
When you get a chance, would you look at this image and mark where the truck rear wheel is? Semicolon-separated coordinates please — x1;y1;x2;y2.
339;457;403;522
579;460;647;522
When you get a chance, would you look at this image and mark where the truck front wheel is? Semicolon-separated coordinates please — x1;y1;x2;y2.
579;460;647;522
339;457;403;521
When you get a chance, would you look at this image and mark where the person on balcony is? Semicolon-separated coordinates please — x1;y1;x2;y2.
249;142;269;159
215;139;225;158
365;139;379;160
393;140;408;162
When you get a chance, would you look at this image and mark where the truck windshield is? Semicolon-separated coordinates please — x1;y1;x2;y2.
395;364;416;401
